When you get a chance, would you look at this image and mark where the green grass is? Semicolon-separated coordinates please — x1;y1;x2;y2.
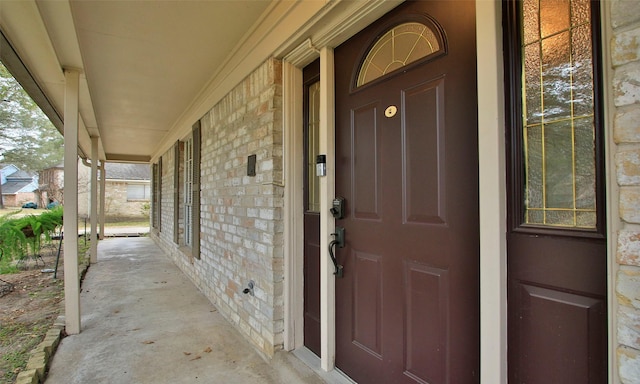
103;220;149;227
0;322;49;383
0;260;19;274
0;208;48;218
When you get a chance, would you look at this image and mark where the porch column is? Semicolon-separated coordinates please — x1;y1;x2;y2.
99;161;105;240
90;136;98;263
63;68;81;335
319;46;336;372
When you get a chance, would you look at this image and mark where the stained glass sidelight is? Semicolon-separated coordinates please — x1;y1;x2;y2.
521;0;596;228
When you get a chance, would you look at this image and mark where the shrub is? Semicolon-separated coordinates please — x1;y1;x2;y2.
0;207;63;264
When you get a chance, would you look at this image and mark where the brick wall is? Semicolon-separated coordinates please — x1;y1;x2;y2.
77;167;149;221
101;181;149;220
3;192;35;207
152;58;284;357
611;1;640;382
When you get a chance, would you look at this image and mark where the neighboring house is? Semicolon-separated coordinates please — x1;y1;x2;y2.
78;162;150;221
0;164;38;207
40;162;150;221
3;1;640;383
37;163;64;208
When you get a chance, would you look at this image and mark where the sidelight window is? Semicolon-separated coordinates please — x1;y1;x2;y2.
514;0;602;229
306;80;321;212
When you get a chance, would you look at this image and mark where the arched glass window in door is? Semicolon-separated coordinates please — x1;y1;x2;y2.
357;21;444;87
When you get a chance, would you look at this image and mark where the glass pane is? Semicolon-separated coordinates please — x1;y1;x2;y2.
540;0;570;38
524;43;542;124
576;211;596;227
546;210;574;226
571;24;594;118
522;0;540;45
307;81;321;212
525;125;543;210
571;0;590;26
528;209;544;224
520;0;597;229
542;31;571;121
544;120;573;209
574;116;596;209
357;22;441;86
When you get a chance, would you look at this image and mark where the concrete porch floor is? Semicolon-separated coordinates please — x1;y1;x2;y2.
45;237;325;384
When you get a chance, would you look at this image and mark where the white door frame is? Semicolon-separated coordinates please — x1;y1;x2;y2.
476;2;507;382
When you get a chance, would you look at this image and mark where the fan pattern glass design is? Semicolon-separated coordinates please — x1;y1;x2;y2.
357;22;441;86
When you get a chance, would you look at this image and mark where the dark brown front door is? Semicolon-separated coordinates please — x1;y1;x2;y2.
334;2;479;383
504;0;607;382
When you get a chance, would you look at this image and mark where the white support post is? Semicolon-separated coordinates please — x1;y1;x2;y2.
90;136;98;263
63;69;81;335
319;46;336;372
99;162;106;240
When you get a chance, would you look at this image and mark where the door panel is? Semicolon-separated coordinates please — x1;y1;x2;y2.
335;1;479;383
402;77;446;224
508;233;607;382
513;283;605;383
352;251;383;356
352;102;381;220
404;262;449;384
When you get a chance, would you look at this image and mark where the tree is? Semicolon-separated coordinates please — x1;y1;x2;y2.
0;62;64;173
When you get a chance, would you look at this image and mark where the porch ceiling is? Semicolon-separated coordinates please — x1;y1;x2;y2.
0;0;271;163
69;1;272;163
0;0;400;163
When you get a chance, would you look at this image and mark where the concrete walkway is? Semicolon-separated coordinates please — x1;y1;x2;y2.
45;237;325;384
